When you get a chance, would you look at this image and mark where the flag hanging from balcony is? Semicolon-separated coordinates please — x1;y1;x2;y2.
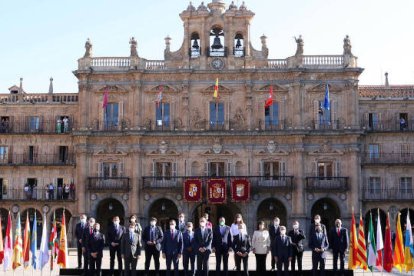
155;85;163;108
264;85;273;108
404;210;414;272
102;87;109;109
57;210;68;268
22;212;30;268
207;179;226;204
183;179;202;202
213;78;219;99
0;215;3;265
383;212;393;272
3;211;13;271
12;212;22;270
231;179;250;202
393;212;405;272
323;83;330;110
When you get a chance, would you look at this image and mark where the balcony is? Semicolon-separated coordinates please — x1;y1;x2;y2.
142;175;294;191
0;93;78;104
362;187;414;201
0;119;74;134
361;119;414;132
0;154;75;166
305;177;349;192
87;177;130;192
0;188;75;201
361;153;414;165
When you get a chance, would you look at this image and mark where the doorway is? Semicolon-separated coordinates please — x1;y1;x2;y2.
192;202;241;228
257;198;287;228
310;198;341;233
96;198;125;235
148;198;178;231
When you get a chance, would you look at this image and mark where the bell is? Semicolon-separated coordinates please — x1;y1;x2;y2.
236;38;242;48
192;39;199;49
211;35;223;49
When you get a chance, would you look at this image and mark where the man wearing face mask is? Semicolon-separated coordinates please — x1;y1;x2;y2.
288;220;306;273
162;219;183;276
182;222;196;276
177;213;186;232
82;217;95;275
87;223;105;276
121;222;141;276
272;226;292;276
75;214;88;270
107;216;125;276
329;219;348;273
129;215;143;248
269;217;281;271
194;217;213;276
142;217;164;276
309;214;327;238
212;217;232;276
232;224;251;276
309;225;329;276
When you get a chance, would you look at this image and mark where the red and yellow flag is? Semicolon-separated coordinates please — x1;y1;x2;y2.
393;212;405;272
264;85;273;108
49;211;58;270
356;210;368;270
22;212;30;268
0;215;4;264
348;208;358;269
12;212;22;270
383;212;393;272
213;78;219;99
57;211;68;268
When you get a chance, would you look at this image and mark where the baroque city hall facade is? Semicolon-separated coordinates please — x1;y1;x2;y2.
0;0;413;243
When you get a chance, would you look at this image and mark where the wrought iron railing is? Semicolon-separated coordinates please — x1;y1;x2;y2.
362;187;414;201
305;177;349;192
88;177;130;192
0;154;75;166
361;153;414;164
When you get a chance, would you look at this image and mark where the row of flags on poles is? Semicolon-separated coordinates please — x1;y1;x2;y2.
0;210;67;272
348;208;414;273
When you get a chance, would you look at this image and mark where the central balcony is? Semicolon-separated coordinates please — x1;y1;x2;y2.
87;177;130;192
305;177;349;192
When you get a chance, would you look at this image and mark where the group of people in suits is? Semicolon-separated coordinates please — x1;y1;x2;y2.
75;212;349;276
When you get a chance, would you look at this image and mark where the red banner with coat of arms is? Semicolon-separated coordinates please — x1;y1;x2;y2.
231;179;250;202
207;179;226;204
183;179;202;202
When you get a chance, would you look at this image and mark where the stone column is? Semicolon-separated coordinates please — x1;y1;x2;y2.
75;142;88;215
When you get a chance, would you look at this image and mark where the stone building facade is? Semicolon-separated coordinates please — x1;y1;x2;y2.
0;0;413;243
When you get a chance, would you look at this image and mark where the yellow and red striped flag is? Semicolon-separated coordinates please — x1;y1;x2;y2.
22;212;30;268
393;212;405;272
57;210;68;268
12;212;22;270
348;208;358;269
213;78;219;99
356;210;368;270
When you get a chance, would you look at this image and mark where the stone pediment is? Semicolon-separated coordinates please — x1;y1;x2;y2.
94;150;127;156
308;142;344;155
146;150;180;156
307;83;341;93
255;149;289;156
97;85;128;93
202;85;233;95
147;85;178;93
256;84;289;93
200;149;235;156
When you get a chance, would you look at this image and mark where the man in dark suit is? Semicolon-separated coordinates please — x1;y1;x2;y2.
288;220;306;273
182;222;196;276
107;216;125;276
122;222;141;276
162;219;183;276
232;224;251;276
269;216;281;271
272;226;292;276
86;223;105;276
330;219;348;272
194;217;213;276
82;217;96;275
142;217;164;276
212;216;232;276
309;214;327;238
309;224;329;276
75;214;87;270
177;213;186;232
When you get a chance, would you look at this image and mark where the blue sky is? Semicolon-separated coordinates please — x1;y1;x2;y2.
0;0;413;93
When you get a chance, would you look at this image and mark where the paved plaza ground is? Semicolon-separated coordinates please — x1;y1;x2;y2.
0;249;408;276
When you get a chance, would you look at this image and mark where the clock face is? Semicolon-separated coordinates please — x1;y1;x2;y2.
211;58;224;70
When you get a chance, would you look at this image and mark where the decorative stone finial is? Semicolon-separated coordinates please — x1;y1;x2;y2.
294;35;304;56
198;2;208;12
130;37;138;57
343;35;352;56
49;77;54;94
261;35;268;58
19;77;23;93
239;1;247;10
84;38;92;58
385;72;389;88
187;1;196;11
228;1;237;10
165;36;171;51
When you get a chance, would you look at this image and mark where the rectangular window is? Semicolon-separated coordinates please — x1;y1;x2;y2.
368;113;379;130
155;162;172;180
59;146;68;163
318;101;331;127
209;162;225;177
265;103;279;129
401;144;410;159
368;144;380;159
317;162;333;178
103;163;118;178
400;177;412;194
210;102;225;128
263;161;280;180
28;146;35;163
0;116;10;133
400;113;408;131
155;103;170;128
104;103;119;130
368;177;381;194
29;116;40;132
0;146;8;164
56;116;70;133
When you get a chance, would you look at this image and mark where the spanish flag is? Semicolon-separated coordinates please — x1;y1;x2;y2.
348;208;357;269
12;212;22;270
213;78;219;99
356;210;368;270
393;212;405;272
57;210;68;268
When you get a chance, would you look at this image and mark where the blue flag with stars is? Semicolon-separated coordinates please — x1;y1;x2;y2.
323;83;330;110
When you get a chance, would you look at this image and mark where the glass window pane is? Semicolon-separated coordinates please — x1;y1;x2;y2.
218;103;224;124
272;103;279;125
210;102;216;125
163;103;170;126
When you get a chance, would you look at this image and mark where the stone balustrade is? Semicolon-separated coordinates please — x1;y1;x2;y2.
91;57;131;67
0;93;78;104
302;55;344;68
267;59;287;69
145;60;166;70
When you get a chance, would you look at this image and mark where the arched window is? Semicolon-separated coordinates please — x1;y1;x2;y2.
209;26;225;57
234;33;244;57
190;32;200;58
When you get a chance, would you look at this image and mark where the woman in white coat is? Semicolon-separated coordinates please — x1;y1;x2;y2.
251;221;271;273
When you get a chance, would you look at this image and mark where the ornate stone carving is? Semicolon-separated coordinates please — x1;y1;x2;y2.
294;35;304;56
191;108;205;129
212;138;223;154
232;108;245;129
159;141;168;154
267;140;278;153
84;38;92;58
343;35;352;56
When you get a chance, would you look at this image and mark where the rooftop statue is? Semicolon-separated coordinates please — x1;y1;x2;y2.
130;37;138;57
343;35;353;56
84;38;92;58
294;35;304;56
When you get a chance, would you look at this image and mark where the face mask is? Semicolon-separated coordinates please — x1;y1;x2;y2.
315;219;320;224
150;221;156;226
274;221;279;226
170;225;175;230
80;219;86;224
114;221;119;226
219;221;225;226
280;230;286;235
129;228;135;232
293;224;299;230
199;222;206;227
236;218;241;222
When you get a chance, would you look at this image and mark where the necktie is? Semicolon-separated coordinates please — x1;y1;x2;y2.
90;228;93;235
151;227;154;241
337;228;340;237
171;230;174;239
282;235;285;243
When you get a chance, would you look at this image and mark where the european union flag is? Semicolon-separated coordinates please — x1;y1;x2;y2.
323;83;330;110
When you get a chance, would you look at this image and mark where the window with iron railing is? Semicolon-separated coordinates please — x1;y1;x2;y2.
156;102;170;128
210;102;224;128
155;162;172;180
368;113;379;130
317;162;333;179
208;162;225;177
0;146;8;164
102;163;119;178
29;116;40;132
368;144;380;160
104;103;119;130
264;161;280;180
368;177;381;195
400;177;412;194
264;103;279;129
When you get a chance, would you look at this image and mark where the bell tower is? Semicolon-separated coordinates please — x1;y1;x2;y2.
164;1;268;70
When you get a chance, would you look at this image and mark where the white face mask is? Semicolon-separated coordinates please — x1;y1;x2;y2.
114;221;119;226
274;221;279;226
315;219;320;224
199;222;206;227
150;221;156;226
129;228;135;232
170;225;175;230
280;230;286;235
80;218;86;224
293;224;299;230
